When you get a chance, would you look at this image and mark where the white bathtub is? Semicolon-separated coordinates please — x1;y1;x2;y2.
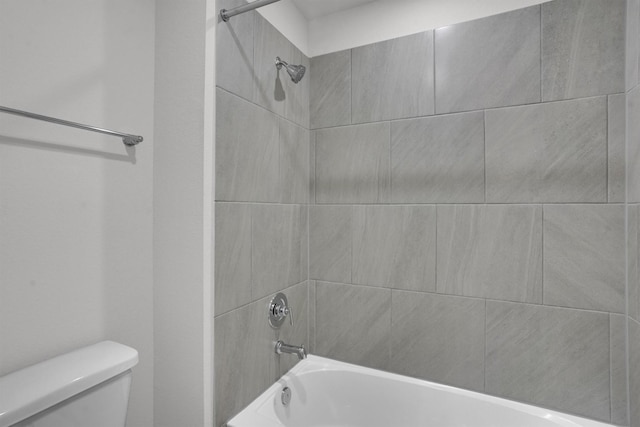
227;355;614;427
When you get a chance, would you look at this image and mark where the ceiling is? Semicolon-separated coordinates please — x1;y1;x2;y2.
257;0;552;57
290;0;378;20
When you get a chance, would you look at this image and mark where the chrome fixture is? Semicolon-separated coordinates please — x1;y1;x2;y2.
220;0;281;22
268;293;292;329
275;340;307;360
275;57;306;84
281;386;292;406
0;105;143;146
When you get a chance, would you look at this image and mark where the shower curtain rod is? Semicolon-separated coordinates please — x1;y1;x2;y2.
220;0;281;22
0;105;143;146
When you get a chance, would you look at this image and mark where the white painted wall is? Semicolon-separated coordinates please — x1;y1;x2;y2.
309;0;554;56
0;1;154;426
254;0;310;55
153;0;215;425
256;0;553;57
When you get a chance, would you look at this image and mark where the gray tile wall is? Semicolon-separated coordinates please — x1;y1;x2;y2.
435;6;541;113
542;0;625;101
215;0;633;426
215;2;310;425
485;301;611;420
352;32;434;122
310;0;627;423
391;112;485;203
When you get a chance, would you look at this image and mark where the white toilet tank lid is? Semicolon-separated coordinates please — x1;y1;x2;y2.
0;341;138;427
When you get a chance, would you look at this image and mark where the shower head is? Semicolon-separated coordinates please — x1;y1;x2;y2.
275;57;306;83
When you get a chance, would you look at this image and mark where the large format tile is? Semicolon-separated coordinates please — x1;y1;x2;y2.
310;50;351;129
215;296;278;427
485;301;610;421
391;111;484;203
216;0;254;101
315;282;391;370
542;0;625;101
214;203;251;315
435;6;540;113
252;15;291;117
316;123;391;204
309;206;352;283
437;205;542;303
629;87;640;203
608;94;625;203
352;32;434;123
280;119;310;204
216;88;280;202
252;204;307;300
485;97;607;203
352;205;436;292
390;291;485;391
631;319;640;427
610;314;628;425
283;45;310;128
543;204;625;313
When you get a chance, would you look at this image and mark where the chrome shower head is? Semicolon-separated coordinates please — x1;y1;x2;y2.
275;57;306;83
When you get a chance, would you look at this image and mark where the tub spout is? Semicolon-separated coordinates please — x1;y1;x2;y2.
275;340;307;360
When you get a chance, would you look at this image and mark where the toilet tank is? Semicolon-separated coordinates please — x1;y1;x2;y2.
0;341;138;427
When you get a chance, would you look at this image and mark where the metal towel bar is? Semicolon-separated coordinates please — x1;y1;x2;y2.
0;105;143;146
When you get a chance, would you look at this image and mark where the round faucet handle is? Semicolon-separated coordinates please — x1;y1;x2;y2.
275;305;293;326
268;293;293;328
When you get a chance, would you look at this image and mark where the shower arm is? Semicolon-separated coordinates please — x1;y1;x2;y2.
219;0;281;22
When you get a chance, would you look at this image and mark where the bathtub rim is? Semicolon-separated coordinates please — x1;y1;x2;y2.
226;354;615;427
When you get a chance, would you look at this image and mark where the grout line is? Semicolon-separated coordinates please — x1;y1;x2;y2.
295;279;624;316
250;203;254;302
307;192;311;349
483;110;487;203
389;121;392;202
304;93;619;132
313;131;317;205
433;29;437;114
389;289;393;367
350;205;354;284
608;314;612;422
278;117;282;204
435;206;438;290
306;274;311;351
541;204;544;304
539;4;543;103
350;48;353;125
250;201;621;206
484;298;487;392
314;281;317;352
607;95;610;203
215;279;309;319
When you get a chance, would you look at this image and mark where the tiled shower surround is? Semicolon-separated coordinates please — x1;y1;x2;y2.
215;0;639;425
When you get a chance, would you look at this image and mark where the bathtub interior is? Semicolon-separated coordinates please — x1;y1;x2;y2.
227;356;614;427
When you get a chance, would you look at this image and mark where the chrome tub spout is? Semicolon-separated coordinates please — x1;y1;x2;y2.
275;340;307;360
